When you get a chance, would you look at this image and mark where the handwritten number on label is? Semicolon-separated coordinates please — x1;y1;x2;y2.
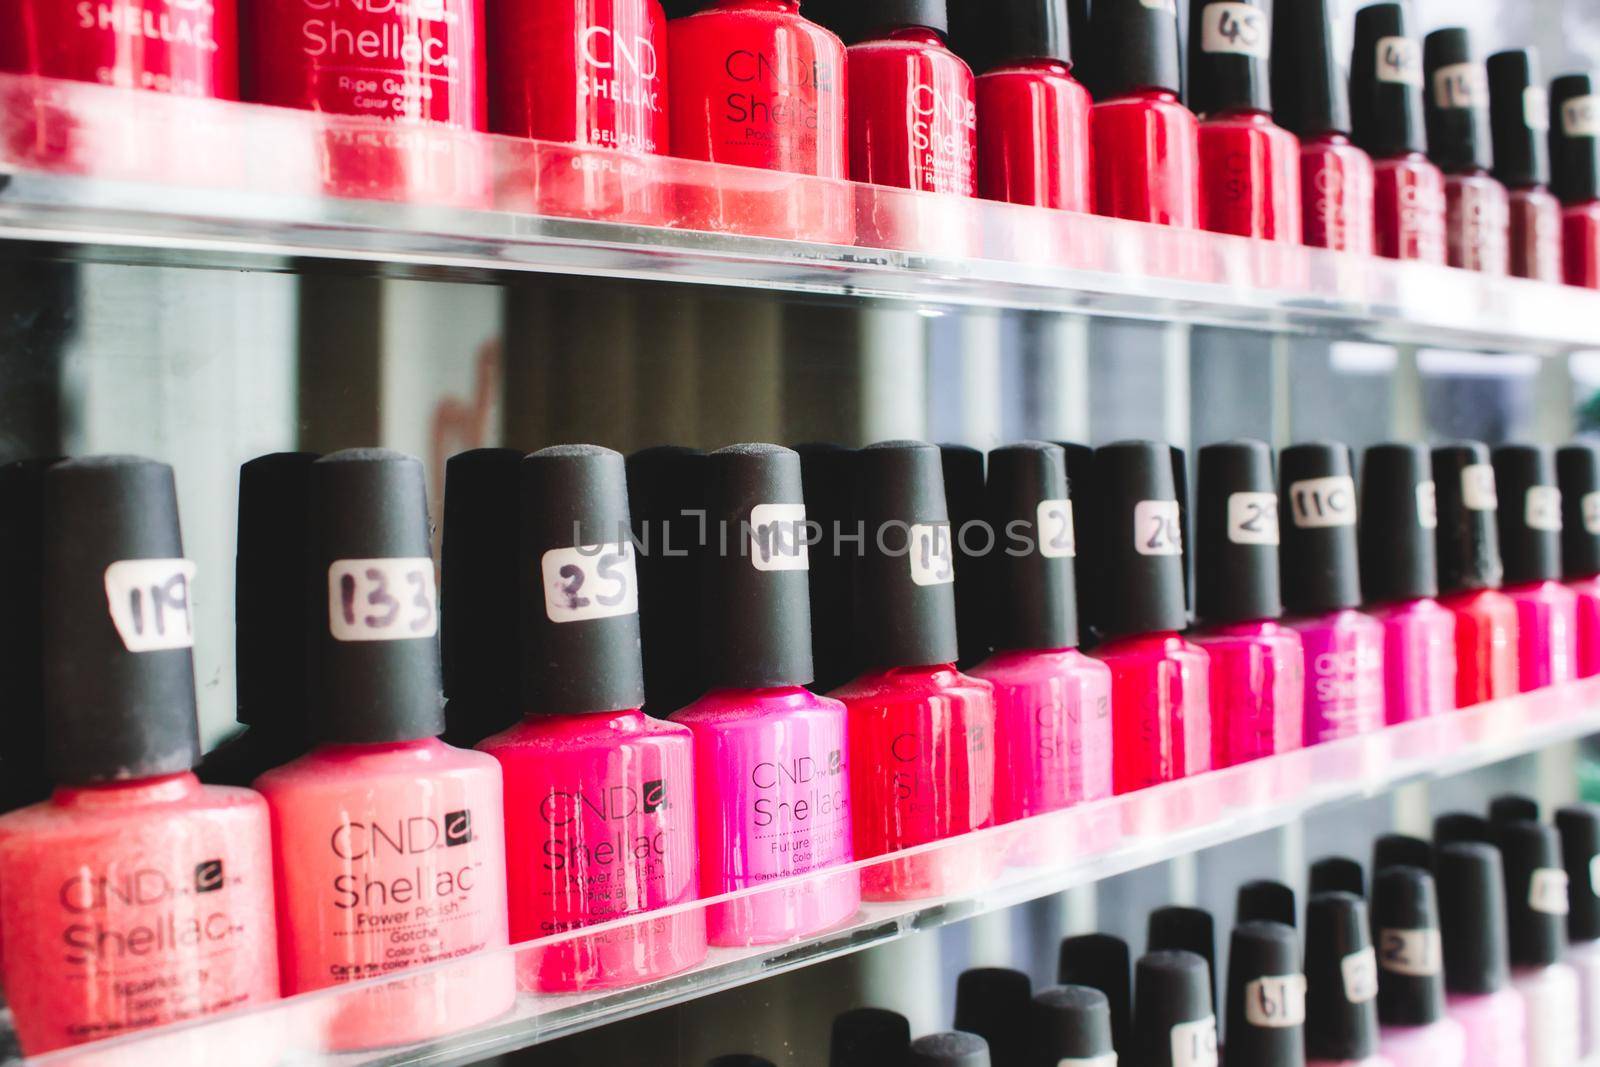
542;543;639;623
104;559;198;652
327;558;437;642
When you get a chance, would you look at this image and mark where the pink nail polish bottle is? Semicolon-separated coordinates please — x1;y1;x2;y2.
477;446;706;990
1306;892;1393;1067
1498;821;1583;1067
0;458;280;1056
1554;806;1600;1061
1370;867;1467;1066
253;450;513;1048
1434;844;1528;1067
0;459;58;814
1359;445;1457;724
1430;444;1519;707
1279;444;1386;746
1556;444;1600;678
1492;446;1580;692
1190;441;1305;768
669;444;858;946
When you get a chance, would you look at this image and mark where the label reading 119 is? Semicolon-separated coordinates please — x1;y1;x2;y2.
1288;475;1356;528
104;558;197;653
1200;2;1268;58
541;543;638;624
910;523;955;586
328;558;437;642
1135;500;1182;556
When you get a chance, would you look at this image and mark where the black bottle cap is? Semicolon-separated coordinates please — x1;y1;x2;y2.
1148;907;1217;1014
1132;951;1216;1067
440;449;521;741
813;0;950;43
1279;443;1363;615
43;457;202;783
1271;0;1349;138
797;444;861;692
1422;29;1492;173
1089;0;1182;101
1558;441;1600;579
1370;866;1446;1026
1493;445;1563;586
1030;986;1114;1063
1434;842;1511;995
1238;880;1297;928
1487;49;1550;188
308;450;443;744
1551;73;1600;205
1196;440;1282;625
1350;4;1429;159
1430;442;1503;594
949;0;1071;75
1305;892;1379;1060
941;445;989;668
1434;811;1494;847
985;443;1080;653
522;446;647;716
853;442;960;670
1373;833;1433;874
1490;794;1540;823
954;968;1031;1067
1086;441;1188;639
236;453;318;735
831;1007;912;1067
908;1032;989;1067
1310;856;1365;898
1225;922;1306;1067
1497;819;1569;967
628;446;708;714
1187;0;1271;119
1054;442;1100;647
1359;443;1440;604
1059;933;1132;1057
1556;805;1600;943
0;459;57;807
707;1057;775;1067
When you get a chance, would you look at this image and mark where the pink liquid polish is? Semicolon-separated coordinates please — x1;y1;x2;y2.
1430;444;1518;707
1434;844;1527;1067
1422;30;1510;274
0;458;280;1057
1554;806;1600;1062
1487;50;1562;282
1306;892;1393;1067
1557;443;1600;678
1499;821;1583;1067
1551;75;1600;288
1492;446;1579;692
477;446;706;990
254;451;512;1049
1359;444;1457;724
1370;867;1467;1066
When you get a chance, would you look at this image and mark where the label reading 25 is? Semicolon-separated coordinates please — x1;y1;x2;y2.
541;543;639;624
328;558;437;642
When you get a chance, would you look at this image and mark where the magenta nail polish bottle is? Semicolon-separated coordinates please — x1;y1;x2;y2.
669;444;858;946
1190;440;1305;768
1434;844;1528;1067
1279;443;1386;745
1499;821;1583;1067
1493;446;1579;692
1306;892;1393;1067
1431;444;1519;708
1554;806;1600;1061
1359;444;1457;724
1370;867;1467;1065
1556;444;1600;678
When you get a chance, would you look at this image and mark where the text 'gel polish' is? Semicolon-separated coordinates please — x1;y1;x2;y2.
1551;75;1600;288
1430;444;1518;707
1305;892;1389;1067
1487;50;1562;281
1434;844;1528;1067
1493;446;1578;692
1371;867;1467;1066
1423;30;1510;274
0;0;237;98
1499;821;1582;1067
1557;442;1600;677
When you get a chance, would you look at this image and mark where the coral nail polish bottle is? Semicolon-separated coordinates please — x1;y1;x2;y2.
1371;867;1468;1065
0;457;280;1056
254;450;512;1047
1085;0;1199;226
1306;892;1391;1067
1491;446;1578;692
1187;0;1302;241
831;441;999;900
1557;442;1600;677
0;460;54;814
1349;5;1447;264
796;444;862;694
0;0;238;98
1422;30;1510;274
478;446;705;990
1430;444;1518;707
1279;443;1386;745
1433;844;1528;1067
1081;441;1211;792
1498;821;1583;1067
1554;806;1600;1061
1224;922;1307;1067
1487;51;1562;282
1551;75;1600;289
965;443;1113;825
1132;950;1218;1067
1190;440;1305;767
1358;444;1456;724
669;444;858;945
1271;0;1374;253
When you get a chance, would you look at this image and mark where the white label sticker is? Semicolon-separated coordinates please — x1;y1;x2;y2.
1526;86;1550;131
1461;464;1498;511
1244;974;1307;1028
1591;853;1600;895
1037;499;1077;559
104;559;197;653
1135;500;1183;556
1341;947;1380;1003
1433;61;1488;109
1564;95;1600;138
1531;867;1572;915
1583;492;1600;535
1376;37;1423;86
1056;1057;1117;1067
910;523;955;586
328;558;438;641
1139;0;1177;11
540;543;638;624
1228;492;1280;545
1200;2;1268;57
1377;928;1443;976
1170;1016;1218;1067
1527;486;1564;532
1416;481;1439;529
748;503;809;572
1288;475;1357;528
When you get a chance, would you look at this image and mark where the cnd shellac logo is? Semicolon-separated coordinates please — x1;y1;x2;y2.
444;810;473;847
642;780;666;814
194;859;225;893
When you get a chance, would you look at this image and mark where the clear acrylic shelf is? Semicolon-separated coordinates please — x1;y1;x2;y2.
1;74;1598;353
11;679;1600;1067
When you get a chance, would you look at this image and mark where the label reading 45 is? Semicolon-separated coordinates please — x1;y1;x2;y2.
542;543;639;624
1200;2;1268;57
104;559;197;653
328;558;437;642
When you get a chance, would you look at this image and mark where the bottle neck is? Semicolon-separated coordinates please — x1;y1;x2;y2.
53;770;200;810
860;25;947;48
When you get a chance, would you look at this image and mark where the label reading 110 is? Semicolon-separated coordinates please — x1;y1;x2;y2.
1288;476;1355;528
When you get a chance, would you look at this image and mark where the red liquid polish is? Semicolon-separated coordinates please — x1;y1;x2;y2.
1487;50;1562;281
1558;443;1600;678
1551;75;1600;289
1493;446;1579;692
0;0;238;98
1423;29;1509;274
1431;444;1519;707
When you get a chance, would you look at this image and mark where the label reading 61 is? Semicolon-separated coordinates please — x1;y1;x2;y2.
328;558;437;642
542;543;638;624
104;558;197;653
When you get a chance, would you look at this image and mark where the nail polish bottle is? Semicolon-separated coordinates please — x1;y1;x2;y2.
1187;0;1302;241
1421;30;1509;273
1487;50;1563;281
1132;950;1219;1067
1550;75;1600;289
1493;446;1579;692
1370;867;1467;1065
1310;856;1366;898
1148;907;1219;1016
0;460;54;813
1191;441;1305;768
669;444;858;946
1030;985;1116;1067
1349;5;1447;264
1554;805;1600;1062
0;0;238;98
0;457;279;1056
1059;932;1133;1059
628;446;710;717
1279;443;1386;746
1373;834;1433;875
1434;812;1493;847
940;445;989;672
1429;444;1518;707
1497;820;1583;1067
1490;795;1541;824
479;446;705;990
1225;922;1308;1067
1433;843;1528;1067
1085;0;1199;226
797;444;862;694
1556;442;1600;676
909;1032;992;1067
254;450;512;1046
1238;880;1297;928
832;442;999;899
1084;441;1212;793
966;444;1113;825
954;967;1032;1066
1305;892;1391;1067
831;1006;913;1067
1358;444;1457;724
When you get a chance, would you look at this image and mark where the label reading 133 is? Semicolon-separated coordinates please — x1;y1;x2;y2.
328;558;437;642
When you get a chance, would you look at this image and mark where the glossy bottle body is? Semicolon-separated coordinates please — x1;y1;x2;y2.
1191;620;1305;768
1439;589;1519;707
478;709;704;991
670;687;858;946
1444;172;1510;274
1507;186;1563;282
846;27;976;195
1373;152;1448;263
1284;609;1386;745
1300;132;1377;253
1443;989;1526;1067
1196;110;1303;242
1090;89;1200;226
1567;938;1600;1061
1570;575;1600;678
1503;580;1578;692
1563;200;1600;288
1511;962;1581;1067
0;0;237;98
1376;1018;1467;1066
1091;632;1211;793
975;59;1092;211
1368;598;1456;724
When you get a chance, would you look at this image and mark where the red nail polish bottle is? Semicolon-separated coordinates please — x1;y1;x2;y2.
1557;443;1600;678
1430;444;1519;708
1551;75;1600;289
1423;29;1510;274
1493;445;1580;693
1187;0;1301;241
0;0;238;99
1085;0;1198;226
1271;0;1374;252
1487;50;1562;282
1349;4;1447;264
